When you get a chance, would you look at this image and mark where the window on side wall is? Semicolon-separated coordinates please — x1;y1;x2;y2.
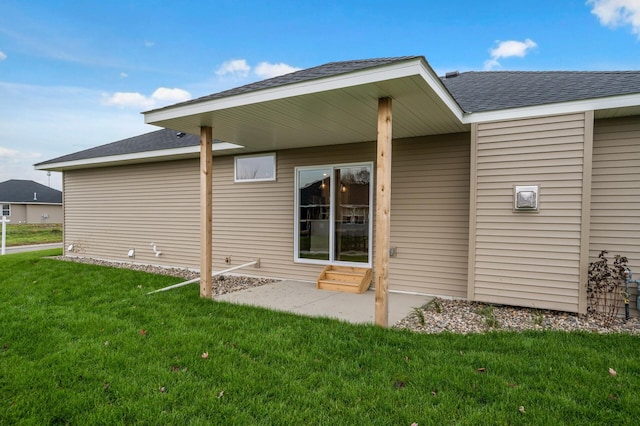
234;153;276;183
1;204;10;216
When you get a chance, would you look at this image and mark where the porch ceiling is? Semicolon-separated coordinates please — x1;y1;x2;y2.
144;60;469;154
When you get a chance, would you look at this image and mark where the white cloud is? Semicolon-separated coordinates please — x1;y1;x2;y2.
144;40;155;48
1;145;47;187
104;92;154;109
254;62;302;78
150;87;191;104
0;146;26;160
588;0;640;37
120;72;128;78
0;51;6;61
216;59;251;78
0;81;156;189
103;87;191;110
484;38;537;70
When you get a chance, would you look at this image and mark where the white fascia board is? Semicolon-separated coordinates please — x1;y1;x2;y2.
5;202;62;206
34;143;244;171
416;62;466;121
145;58;465;124
464;93;640;123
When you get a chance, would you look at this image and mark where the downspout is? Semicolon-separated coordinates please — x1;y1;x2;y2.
147;259;261;295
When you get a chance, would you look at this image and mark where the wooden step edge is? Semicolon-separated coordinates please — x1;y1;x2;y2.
326;266;371;273
317;281;365;294
317;279;360;287
324;270;367;277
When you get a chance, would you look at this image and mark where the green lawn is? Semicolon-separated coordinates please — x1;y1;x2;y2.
3;223;63;246
1;250;639;425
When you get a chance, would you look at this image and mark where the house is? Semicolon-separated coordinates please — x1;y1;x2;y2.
0;179;63;224
35;56;640;324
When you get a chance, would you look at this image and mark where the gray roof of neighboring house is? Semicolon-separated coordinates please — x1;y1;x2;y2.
36;56;640;166
0;179;62;204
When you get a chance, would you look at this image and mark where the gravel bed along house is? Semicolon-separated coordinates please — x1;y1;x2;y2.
393;298;640;335
53;256;640;334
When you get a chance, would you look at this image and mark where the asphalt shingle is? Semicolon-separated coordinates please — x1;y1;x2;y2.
35;129;200;166
36;57;640;166
146;56;421;113
0;180;62;203
441;71;640;112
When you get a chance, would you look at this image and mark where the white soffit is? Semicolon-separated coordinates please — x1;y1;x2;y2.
144;58;468;151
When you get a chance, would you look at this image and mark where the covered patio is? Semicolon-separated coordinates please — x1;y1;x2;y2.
144;57;467;327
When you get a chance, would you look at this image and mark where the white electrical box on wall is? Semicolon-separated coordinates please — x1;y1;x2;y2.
514;185;539;212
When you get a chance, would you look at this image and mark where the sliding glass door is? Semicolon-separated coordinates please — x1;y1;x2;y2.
296;163;372;266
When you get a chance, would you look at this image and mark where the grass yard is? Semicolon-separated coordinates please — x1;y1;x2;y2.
1;250;639;425
4;223;63;246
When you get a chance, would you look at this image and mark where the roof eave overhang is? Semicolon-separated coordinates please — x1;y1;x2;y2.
34;143;245;172
0;202;62;205
145;58;465;124
463;92;640;123
142;58;468;151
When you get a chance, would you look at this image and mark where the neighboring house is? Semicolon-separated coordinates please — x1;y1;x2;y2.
35;56;640;322
0;179;63;224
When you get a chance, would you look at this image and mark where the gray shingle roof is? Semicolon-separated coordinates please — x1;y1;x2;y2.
37;57;640;167
146;56;422;113
0;179;62;204
35;129;200;166
441;71;640;113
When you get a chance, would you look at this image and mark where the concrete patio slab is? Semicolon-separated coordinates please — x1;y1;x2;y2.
214;280;432;325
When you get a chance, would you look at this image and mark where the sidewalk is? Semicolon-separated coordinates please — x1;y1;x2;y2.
214;280;431;325
3;243;63;255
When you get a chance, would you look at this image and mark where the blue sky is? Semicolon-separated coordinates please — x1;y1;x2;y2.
1;0;639;190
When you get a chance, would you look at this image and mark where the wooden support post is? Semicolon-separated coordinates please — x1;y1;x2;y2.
200;126;213;298
375;97;392;327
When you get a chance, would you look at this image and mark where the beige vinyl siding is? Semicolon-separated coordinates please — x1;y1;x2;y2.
590;116;640;315
63;159;200;267
62;135;470;297
213;135;470;294
6;204;26;223
26;204;63;224
470;113;589;312
390;133;470;297
211;142;376;281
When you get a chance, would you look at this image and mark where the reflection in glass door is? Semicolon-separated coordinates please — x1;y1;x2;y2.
296;164;371;265
298;168;331;261
334;166;370;263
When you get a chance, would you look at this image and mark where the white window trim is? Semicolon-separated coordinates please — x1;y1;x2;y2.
1;204;10;217
234;152;276;183
294;162;373;267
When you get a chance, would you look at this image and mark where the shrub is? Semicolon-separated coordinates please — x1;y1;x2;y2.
587;250;627;326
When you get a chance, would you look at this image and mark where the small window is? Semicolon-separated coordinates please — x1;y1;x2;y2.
1;204;10;216
234;153;276;182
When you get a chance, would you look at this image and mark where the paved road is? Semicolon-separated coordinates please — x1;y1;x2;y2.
2;243;63;255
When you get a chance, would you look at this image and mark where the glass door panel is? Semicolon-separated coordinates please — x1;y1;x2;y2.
334;165;370;263
298;168;331;261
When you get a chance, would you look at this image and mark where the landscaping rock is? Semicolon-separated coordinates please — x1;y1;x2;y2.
393;298;640;335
